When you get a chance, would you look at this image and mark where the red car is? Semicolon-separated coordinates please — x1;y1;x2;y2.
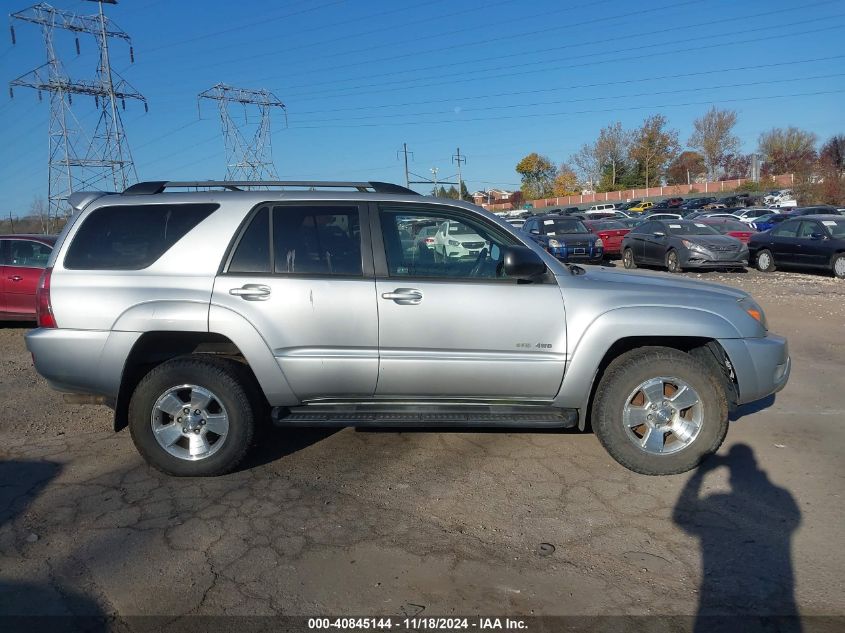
1;234;57;321
583;219;631;256
698;218;756;244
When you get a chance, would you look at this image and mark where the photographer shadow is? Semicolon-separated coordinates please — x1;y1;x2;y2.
673;444;802;632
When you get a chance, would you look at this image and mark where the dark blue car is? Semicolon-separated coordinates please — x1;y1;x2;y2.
521;215;604;263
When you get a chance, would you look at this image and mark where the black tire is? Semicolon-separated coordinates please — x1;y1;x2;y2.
129;356;257;476
592;347;729;476
666;249;682;273
756;248;776;273
831;253;845;279
622;247;637;269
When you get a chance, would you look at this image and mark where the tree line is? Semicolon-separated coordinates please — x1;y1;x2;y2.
515;108;844;204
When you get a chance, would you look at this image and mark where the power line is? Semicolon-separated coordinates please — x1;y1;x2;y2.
139;0;347;55
291;72;845;125
278;0;839;92
285;88;845;130
126;0;488;76
289;54;845;117
280;20;845;103
280;15;845;101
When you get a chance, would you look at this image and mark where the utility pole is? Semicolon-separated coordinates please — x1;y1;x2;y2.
9;0;146;219
430;167;438;195
452;147;466;200
397;142;413;188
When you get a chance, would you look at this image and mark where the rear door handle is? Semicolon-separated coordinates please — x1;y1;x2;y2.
381;288;423;305
229;284;271;301
8;275;23;282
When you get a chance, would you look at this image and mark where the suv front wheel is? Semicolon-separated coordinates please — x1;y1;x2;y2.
128;357;257;476
592;347;728;475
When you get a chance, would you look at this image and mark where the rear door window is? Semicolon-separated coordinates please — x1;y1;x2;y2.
64;203;218;270
226;205;363;276
8;240;52;267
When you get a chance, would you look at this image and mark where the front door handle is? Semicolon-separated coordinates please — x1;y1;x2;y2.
381;288;423;305
8;275;23;282
229;284;271;301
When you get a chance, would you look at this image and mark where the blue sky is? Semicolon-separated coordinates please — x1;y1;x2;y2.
1;0;844;215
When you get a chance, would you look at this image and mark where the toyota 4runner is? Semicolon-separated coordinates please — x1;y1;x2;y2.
26;180;790;476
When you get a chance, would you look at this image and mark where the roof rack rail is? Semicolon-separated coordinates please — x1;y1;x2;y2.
122;180;420;196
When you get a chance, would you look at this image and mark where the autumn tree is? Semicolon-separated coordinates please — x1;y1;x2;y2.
666;151;705;185
595;121;631;189
515;152;556;199
629;114;680;188
688;107;740;180
758;127;818;178
819;134;845;178
569;143;601;191
552;163;580;196
720;153;751;180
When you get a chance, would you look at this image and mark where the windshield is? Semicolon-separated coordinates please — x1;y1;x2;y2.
540;218;588;234
708;220;748;232
663;222;721;236
448;221;474;234
590;220;626;230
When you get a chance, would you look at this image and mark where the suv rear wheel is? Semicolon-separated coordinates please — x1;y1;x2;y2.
592;347;728;475
128;357;256;476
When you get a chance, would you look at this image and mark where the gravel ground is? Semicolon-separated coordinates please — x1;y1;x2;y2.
0;268;843;629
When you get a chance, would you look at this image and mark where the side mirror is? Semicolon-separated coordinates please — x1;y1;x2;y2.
810;233;826;240
503;245;547;279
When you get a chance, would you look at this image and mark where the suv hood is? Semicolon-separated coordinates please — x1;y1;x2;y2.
573;266;749;301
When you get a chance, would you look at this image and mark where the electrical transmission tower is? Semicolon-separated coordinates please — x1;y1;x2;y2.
198;83;286;181
9;0;146;218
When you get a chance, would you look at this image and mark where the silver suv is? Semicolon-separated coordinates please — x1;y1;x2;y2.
26;180;790;476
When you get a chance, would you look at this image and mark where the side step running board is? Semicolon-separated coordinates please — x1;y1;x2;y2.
272;404;578;429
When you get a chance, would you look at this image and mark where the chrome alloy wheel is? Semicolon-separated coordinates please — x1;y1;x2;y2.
622;376;704;455
150;384;229;461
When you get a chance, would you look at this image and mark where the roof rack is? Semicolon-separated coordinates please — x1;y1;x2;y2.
122;180;419;196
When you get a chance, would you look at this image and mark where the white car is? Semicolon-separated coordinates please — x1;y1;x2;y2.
644;212;683;221
733;207;778;224
507;218;526;230
433;220;487;260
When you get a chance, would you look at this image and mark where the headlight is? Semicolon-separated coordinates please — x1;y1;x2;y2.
682;239;712;254
595;238;604;248
448;240;460;246
548;238;561;248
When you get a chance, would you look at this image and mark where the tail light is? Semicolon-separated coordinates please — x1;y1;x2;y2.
36;267;57;328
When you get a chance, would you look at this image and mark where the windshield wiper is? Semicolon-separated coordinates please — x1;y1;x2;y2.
565;263;586;275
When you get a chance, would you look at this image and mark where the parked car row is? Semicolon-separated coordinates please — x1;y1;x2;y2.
507;206;845;279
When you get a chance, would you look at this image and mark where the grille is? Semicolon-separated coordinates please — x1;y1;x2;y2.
462;241;484;249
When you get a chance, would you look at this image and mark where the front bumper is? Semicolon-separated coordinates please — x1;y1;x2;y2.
682;253;748;269
548;245;604;263
718;334;791;405
25;328;141;402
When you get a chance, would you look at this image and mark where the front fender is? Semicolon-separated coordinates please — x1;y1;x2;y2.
553;306;743;425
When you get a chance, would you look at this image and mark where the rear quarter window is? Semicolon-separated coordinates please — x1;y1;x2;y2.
63;203;218;270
